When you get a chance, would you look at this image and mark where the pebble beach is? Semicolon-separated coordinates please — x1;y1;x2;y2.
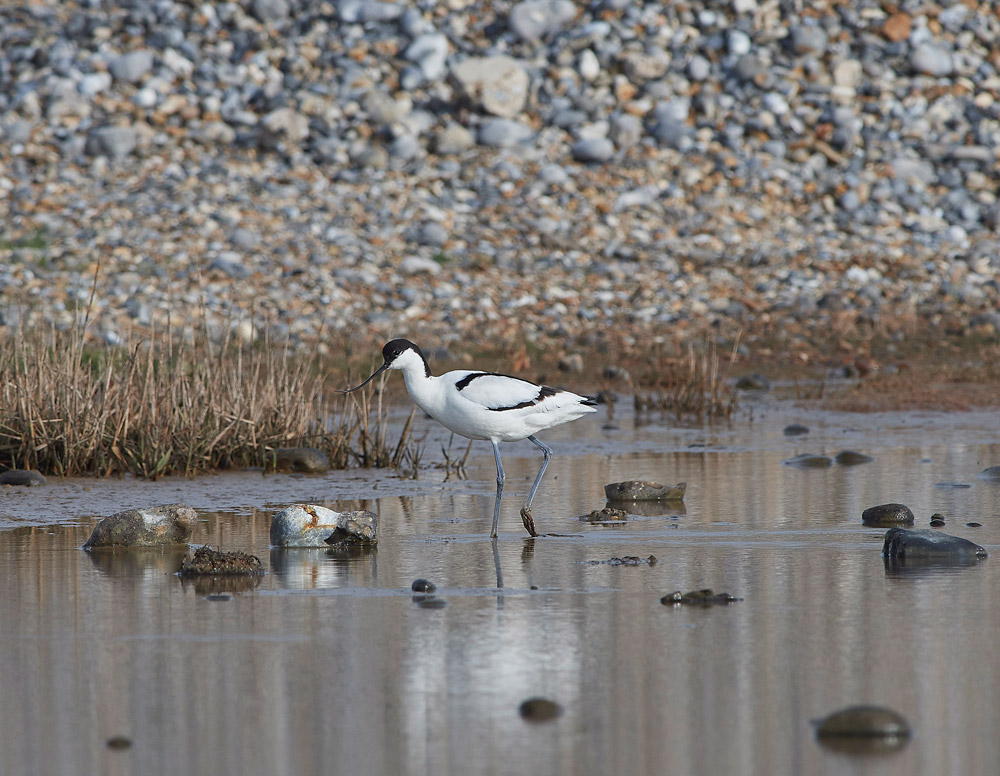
2;0;999;362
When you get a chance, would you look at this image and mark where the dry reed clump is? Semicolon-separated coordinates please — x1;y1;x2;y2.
632;338;738;420
0;325;413;478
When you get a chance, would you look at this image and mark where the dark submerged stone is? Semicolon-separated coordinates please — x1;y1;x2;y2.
178;546;265;576
816;705;911;740
977;466;1000;482
0;469;47;486
269;446;330;473
660;589;742;606
882;527;987;560
519;698;563;722
604;481;686;501
783;453;833;468
411;578;437;593
834;450;874;465
783;423;809;436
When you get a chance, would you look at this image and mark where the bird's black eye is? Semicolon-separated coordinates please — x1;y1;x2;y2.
382;339;411;362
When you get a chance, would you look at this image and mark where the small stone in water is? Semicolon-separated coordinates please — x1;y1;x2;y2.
929;514;946;527
106;736;132;750
783;454;832;469
862;503;914;525
735;373;770;390
834;450;873;466
587;506;628;521
966;522;982;528
178;546;264;576
660;589;741;606
411;578;437;593
783;424;809;436
589;555;656;566
519;697;563;722
604;481;686;501
815;705;910;739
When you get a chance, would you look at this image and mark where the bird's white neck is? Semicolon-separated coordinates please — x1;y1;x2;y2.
393;351;442;413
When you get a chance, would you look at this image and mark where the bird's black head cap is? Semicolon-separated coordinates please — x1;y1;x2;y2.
382;339;430;376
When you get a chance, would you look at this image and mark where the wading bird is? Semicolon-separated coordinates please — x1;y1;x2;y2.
342;339;597;537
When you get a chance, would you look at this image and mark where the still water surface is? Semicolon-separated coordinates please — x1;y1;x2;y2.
2;398;999;776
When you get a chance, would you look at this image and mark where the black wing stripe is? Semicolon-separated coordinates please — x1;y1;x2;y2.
454;372;491;390
491;385;558;412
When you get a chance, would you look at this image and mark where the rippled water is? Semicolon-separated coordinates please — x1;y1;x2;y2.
2;397;999;776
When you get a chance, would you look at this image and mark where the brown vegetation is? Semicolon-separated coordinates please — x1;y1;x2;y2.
0;324;412;478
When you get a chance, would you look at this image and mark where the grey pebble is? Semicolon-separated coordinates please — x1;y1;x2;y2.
572;137;614;163
109;50;154;84
477;118;534;148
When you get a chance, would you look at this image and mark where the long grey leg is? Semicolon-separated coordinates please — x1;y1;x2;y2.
525;435;552;510
490;440;505;538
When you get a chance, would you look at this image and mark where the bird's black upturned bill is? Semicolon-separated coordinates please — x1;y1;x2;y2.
341;361;389;393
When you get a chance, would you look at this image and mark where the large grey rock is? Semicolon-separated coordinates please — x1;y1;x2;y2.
270;504;377;547
882;527;987;561
83;504;198;549
452;56;529;118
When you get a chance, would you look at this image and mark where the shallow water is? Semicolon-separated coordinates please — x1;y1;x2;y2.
2;397;999;776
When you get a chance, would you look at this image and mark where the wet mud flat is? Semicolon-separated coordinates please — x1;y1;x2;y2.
1;399;999;776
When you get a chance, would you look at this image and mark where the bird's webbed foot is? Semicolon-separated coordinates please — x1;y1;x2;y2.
519;506;539;537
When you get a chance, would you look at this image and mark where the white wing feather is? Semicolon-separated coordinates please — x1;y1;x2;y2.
452;372;550;411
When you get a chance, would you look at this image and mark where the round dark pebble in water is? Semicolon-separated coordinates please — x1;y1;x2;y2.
519;698;563;722
967;522;982;528
816;705;911;739
783;423;809;436
411;578;437;593
862;503;914;525
416;597;448;609
929;514;946;527
106;736;132;750
205;594;231;601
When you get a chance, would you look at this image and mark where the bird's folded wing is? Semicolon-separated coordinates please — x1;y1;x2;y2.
454;372;557;412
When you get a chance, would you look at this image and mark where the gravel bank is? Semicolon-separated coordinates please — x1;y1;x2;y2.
1;0;999;361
